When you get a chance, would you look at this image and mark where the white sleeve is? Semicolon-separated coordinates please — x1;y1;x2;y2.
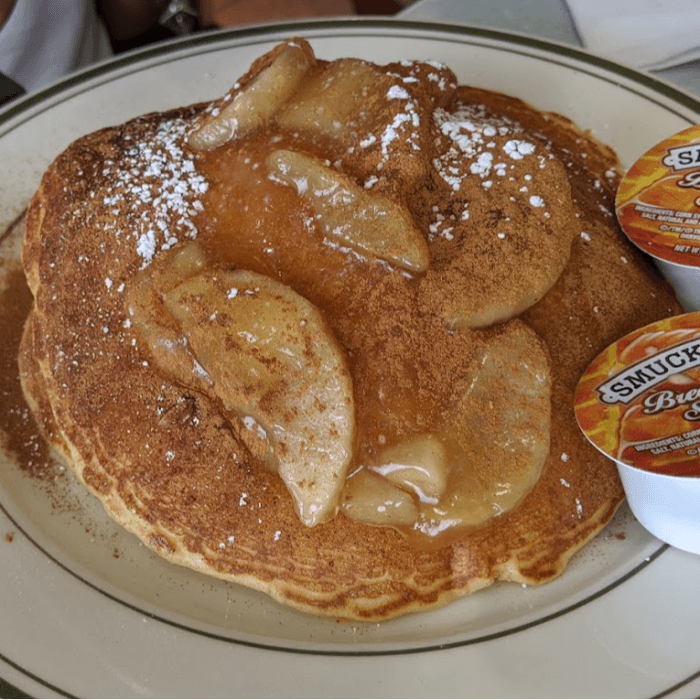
0;0;113;94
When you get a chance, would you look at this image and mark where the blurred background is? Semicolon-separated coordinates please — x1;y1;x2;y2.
109;0;416;54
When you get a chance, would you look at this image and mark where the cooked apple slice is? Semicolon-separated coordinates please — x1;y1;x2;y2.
343;321;551;538
425;236;574;329
276;58;388;144
125;242;212;392
340;469;419;526
188;39;315;150
163;269;355;526
371;434;449;505
268;149;429;273
432;320;551;530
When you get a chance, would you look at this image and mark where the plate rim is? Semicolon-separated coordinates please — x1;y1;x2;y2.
2;17;700;131
0;483;673;658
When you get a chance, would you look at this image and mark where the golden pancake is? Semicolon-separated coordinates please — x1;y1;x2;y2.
19;39;681;620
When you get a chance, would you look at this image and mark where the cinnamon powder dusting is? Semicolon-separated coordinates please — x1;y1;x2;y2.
0;262;59;482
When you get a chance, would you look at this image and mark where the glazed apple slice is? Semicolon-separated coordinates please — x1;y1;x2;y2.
341;320;551;537
163;268;355;526
371;434;449;505
433;320;551;530
188;39;315;150
125;242;211;392
340;469;419;526
276;58;386;145
268;149;429;273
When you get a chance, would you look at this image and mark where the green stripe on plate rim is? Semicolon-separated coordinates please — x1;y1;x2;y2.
1;17;700;133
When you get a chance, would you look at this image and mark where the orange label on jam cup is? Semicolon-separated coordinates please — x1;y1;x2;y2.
616;124;700;266
575;312;700;477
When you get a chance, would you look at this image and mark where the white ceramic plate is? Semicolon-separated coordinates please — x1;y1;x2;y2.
2;18;700;698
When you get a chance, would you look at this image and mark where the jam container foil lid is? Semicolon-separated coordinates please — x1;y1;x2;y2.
575;312;700;477
616;123;700;268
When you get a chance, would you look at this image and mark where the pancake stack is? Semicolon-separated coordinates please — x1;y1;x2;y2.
19;39;681;620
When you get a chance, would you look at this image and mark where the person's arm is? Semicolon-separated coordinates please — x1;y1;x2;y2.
0;0;16;29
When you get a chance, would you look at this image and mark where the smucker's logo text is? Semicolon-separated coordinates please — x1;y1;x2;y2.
596;339;700;406
663;143;700;172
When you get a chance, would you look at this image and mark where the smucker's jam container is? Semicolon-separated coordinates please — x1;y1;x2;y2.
575;312;700;554
616;123;700;310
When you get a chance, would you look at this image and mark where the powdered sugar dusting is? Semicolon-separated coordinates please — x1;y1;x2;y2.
357;61;456;188
432;103;542;195
104;118;209;267
378;82;421;166
504;139;536;160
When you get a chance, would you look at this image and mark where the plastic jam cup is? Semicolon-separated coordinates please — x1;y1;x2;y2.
575;312;700;554
616;123;700;310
